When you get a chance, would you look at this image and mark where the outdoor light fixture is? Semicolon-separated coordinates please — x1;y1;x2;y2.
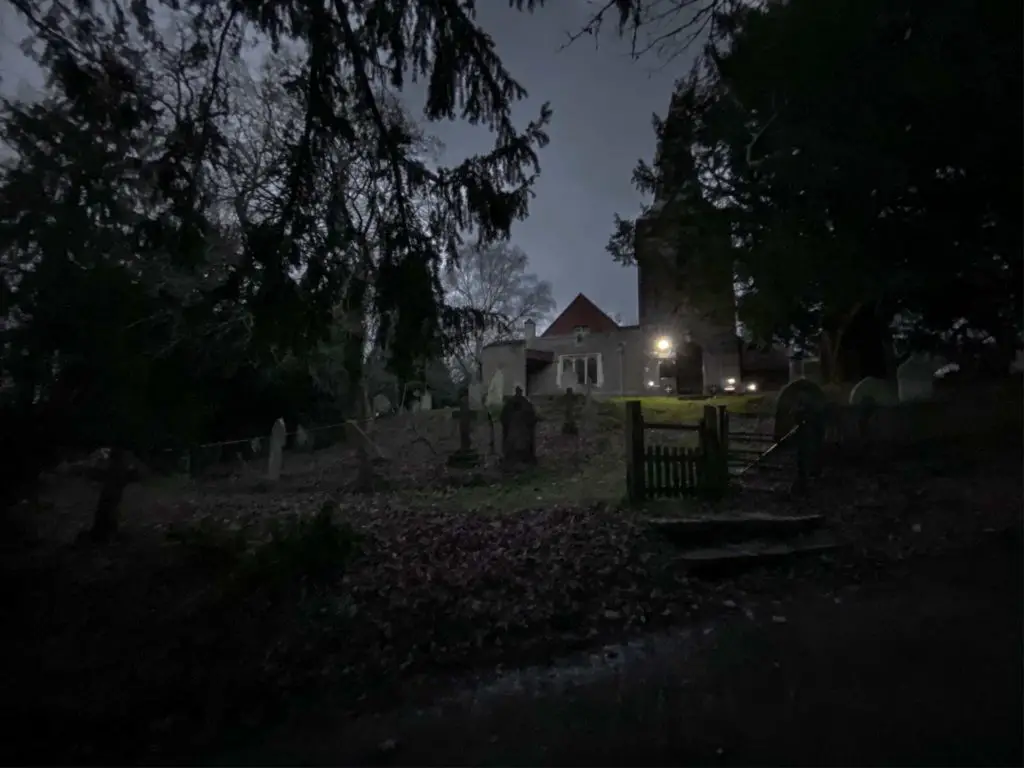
726;377;737;385
746;382;758;392
656;337;671;352
647;380;656;387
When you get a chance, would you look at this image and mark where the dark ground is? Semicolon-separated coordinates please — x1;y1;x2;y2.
230;533;1023;767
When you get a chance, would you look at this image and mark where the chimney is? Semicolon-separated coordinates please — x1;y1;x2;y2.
524;319;536;346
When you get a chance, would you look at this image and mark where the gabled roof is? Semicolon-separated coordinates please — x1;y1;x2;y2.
542;293;620;337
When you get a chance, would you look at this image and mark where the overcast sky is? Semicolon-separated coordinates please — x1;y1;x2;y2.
426;2;688;325
0;2;693;325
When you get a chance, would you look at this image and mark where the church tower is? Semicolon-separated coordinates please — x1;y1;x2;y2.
634;201;740;394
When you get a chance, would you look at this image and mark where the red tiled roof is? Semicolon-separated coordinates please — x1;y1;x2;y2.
542;293;619;337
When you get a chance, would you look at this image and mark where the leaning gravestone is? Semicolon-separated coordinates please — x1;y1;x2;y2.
561;387;580;435
447;392;479;467
501;386;538;466
267;418;286;481
897;354;937;402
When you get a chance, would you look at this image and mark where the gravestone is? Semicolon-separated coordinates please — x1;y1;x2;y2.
468;378;484;409
849;377;897;442
561;386;579;435
419;390;433;411
447;392;479;467
897;354;937;402
372;393;391;415
773;379;826;443
486;368;505;408
294;424;311;450
267;418;286;481
849;377;897;408
501;386;538;466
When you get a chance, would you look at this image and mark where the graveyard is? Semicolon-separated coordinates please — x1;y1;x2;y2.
2;367;1021;763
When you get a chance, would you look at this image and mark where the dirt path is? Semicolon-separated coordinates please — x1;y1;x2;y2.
226;536;1023;767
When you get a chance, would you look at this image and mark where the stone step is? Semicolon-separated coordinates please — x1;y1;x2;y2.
674;530;840;578
646;512;824;548
729;460;790;479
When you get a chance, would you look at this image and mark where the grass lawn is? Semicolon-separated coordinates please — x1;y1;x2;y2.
603;394;768;422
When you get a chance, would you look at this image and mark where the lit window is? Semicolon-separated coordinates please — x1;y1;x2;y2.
557;354;603;388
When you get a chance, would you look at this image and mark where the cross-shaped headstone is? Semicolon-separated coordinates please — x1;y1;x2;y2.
447;391;480;467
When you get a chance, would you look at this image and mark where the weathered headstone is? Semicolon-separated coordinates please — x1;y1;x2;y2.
267;418;286;481
468;378;484;409
849;377;898;408
294;424;311;450
773;379;826;443
447;392;479;467
419;390;433;411
561;386;579;435
897;354;937;402
849;377;897;442
501;386;538;466
486;368;505;408
372;393;392;415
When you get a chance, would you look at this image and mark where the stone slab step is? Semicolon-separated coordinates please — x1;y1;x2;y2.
674;531;840;578
646;512;824;547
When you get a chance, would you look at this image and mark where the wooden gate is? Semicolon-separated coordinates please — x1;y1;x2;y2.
624;401;730;502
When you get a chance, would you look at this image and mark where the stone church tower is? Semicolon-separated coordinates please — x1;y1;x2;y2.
634;199;741;393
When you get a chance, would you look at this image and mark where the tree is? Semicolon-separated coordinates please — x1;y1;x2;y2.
610;0;1022;381
0;27;234;531
2;0;559;521
443;243;555;380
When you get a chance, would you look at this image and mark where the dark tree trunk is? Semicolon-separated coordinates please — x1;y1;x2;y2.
91;446;129;541
838;305;892;381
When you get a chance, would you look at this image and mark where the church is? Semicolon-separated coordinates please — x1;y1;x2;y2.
480;210;746;399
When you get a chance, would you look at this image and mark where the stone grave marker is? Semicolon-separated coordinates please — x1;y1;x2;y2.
561;386;579;435
486;368;505;408
849;376;897;441
294;424;311;450
850;377;897;408
372;393;392;416
267;418;286;481
501;386;538;466
419;390;433;411
468;378;484;409
773;378;826;444
897;354;938;402
447;391;479;467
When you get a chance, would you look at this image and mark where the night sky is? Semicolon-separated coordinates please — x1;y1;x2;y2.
0;1;697;324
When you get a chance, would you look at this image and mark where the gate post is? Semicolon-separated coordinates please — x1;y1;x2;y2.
624;400;645;503
701;404;728;496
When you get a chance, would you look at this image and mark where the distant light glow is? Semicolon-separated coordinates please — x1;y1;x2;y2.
746;382;758;392
726;377;737;385
656;337;671;352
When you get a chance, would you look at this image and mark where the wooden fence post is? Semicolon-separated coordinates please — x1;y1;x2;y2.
624;400;645;503
701;404;728;496
794;410;809;495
